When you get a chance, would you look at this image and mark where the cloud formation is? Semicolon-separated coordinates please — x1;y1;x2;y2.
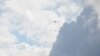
0;0;83;56
50;4;100;56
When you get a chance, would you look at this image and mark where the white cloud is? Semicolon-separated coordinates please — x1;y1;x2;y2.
0;43;50;56
0;18;17;45
0;0;83;56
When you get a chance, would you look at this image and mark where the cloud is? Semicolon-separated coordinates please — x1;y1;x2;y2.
0;0;83;56
5;0;82;47
87;0;100;18
86;0;100;30
50;4;100;56
0;43;51;56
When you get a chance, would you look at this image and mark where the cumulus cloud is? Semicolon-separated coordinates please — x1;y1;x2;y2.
50;4;100;56
0;0;83;56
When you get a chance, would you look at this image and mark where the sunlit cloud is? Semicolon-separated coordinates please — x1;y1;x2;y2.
0;0;83;56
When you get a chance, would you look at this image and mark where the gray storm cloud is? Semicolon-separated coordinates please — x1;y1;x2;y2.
50;4;100;56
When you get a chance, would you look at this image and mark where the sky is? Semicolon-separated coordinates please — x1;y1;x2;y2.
0;0;100;56
50;0;100;56
50;5;100;56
